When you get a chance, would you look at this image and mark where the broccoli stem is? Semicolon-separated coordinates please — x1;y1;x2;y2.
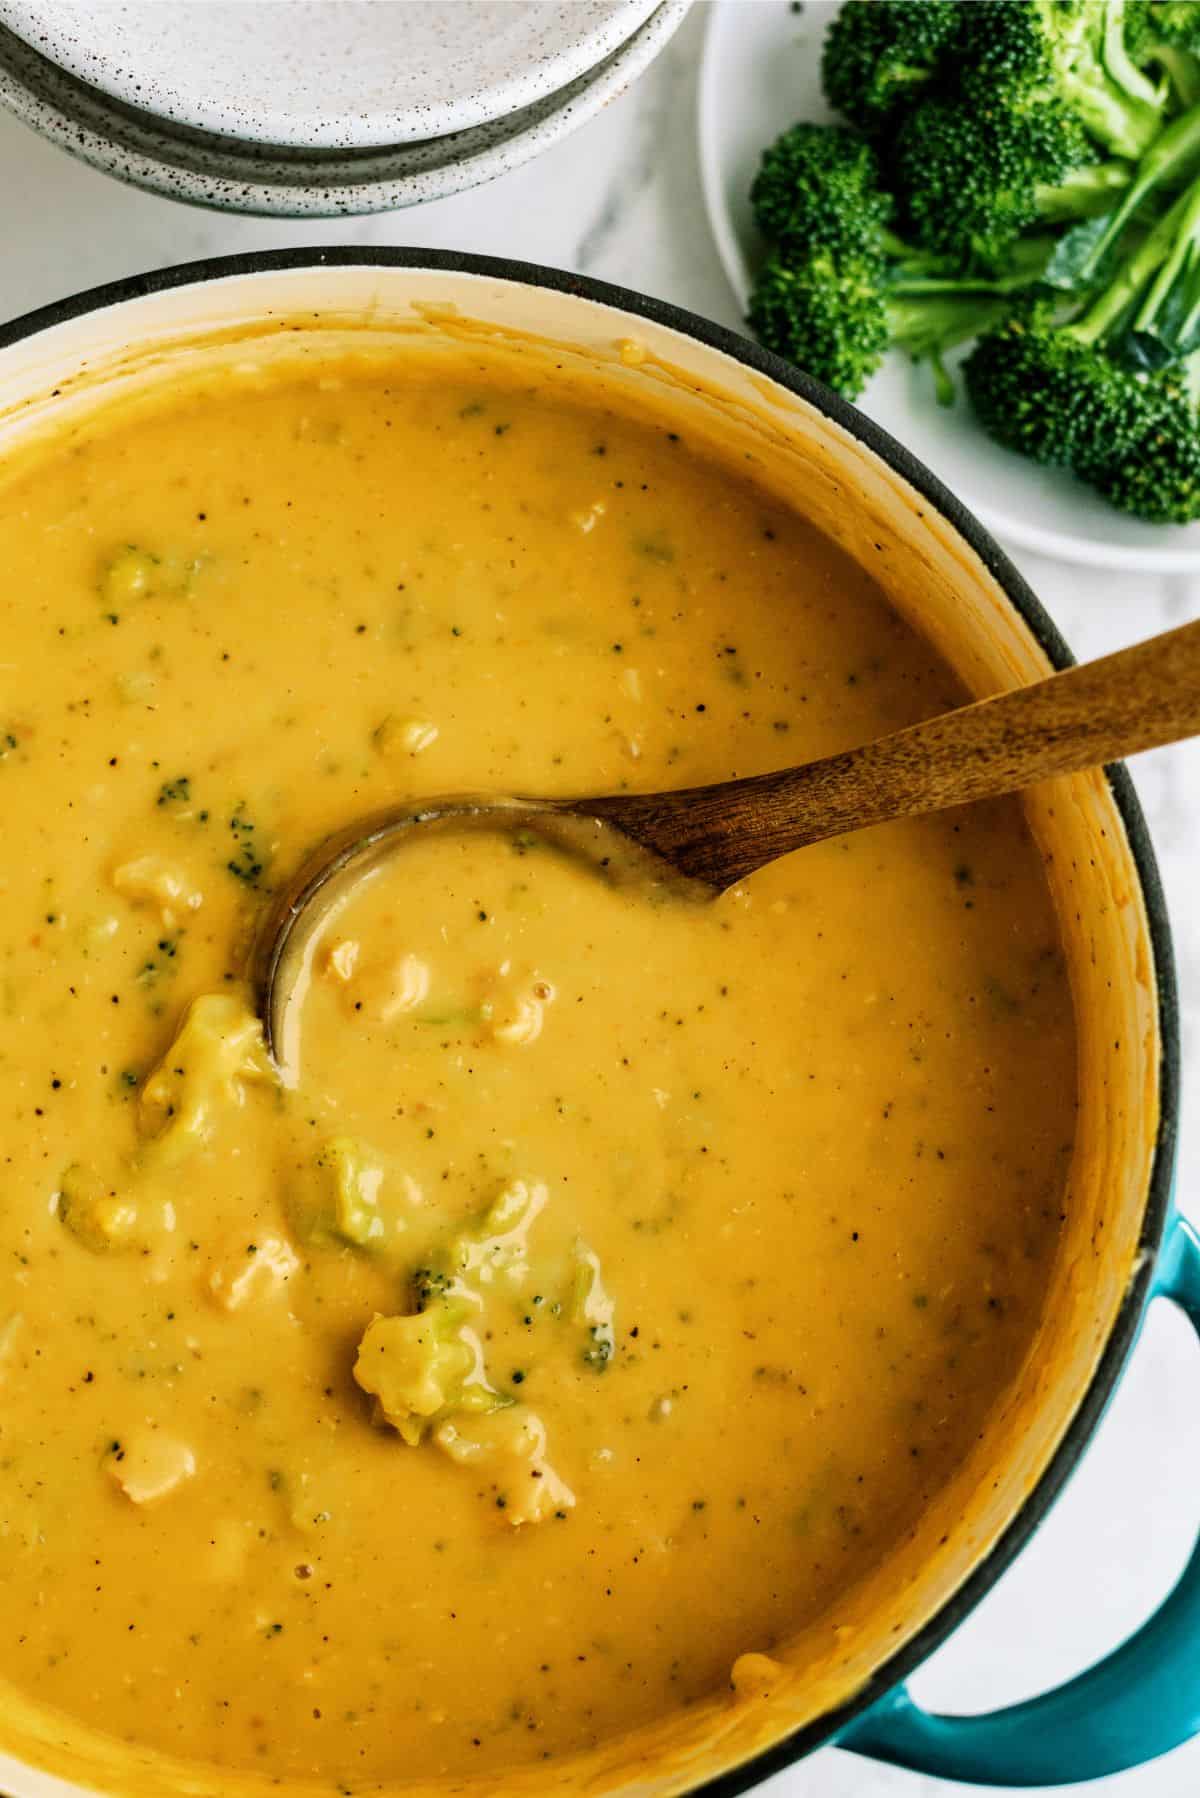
1035;160;1133;221
1102;0;1166;110
888;235;1057;296
1074;178;1200;340
1132;180;1200;335
1049;0;1167;158
1060;66;1161;160
1144;44;1200;108
887;293;1014;350
1074;99;1200;287
887;293;1015;405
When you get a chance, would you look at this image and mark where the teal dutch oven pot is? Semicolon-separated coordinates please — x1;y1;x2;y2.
0;249;1191;1798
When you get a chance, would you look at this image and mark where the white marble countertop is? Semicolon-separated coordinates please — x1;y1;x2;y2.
2;8;1199;1796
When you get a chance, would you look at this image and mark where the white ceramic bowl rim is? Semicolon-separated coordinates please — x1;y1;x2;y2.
0;245;1178;1798
0;0;663;148
0;3;690;216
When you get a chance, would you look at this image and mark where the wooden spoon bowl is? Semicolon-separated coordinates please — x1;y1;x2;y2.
255;616;1200;1068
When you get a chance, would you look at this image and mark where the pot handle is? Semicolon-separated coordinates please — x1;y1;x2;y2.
837;1211;1200;1787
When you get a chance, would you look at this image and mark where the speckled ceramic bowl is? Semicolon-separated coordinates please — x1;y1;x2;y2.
0;0;689;217
0;0;663;148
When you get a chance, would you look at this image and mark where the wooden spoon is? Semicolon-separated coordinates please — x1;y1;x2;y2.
255;616;1200;1067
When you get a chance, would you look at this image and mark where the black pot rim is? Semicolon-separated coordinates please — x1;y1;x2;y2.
0;247;1180;1796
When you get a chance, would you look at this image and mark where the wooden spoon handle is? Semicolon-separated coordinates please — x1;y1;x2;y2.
588;617;1200;890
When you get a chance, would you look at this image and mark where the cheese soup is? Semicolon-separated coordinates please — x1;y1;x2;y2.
0;348;1075;1790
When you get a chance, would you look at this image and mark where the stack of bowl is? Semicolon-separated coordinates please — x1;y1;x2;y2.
0;0;689;215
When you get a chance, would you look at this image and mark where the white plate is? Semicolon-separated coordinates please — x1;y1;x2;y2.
0;1;690;215
698;0;1200;573
0;0;663;148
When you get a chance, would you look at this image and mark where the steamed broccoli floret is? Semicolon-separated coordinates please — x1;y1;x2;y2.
1137;0;1200;49
57;1164;141;1255
287;1135;414;1255
1085;355;1200;517
893;83;1127;272
353;1179;587;1524
353;1179;549;1447
750;122;892;254
354;1305;502;1447
964;0;1168;160
56;1160;179;1258
966;169;1200;476
452;1177;548;1283
138;992;276;1166
749;118;1059;279
747;116;1061;399
1127;0;1200;79
320;1137;388;1247
964;306;1161;465
750;249;1034;400
821;0;964;133
749;249;891;396
412;1264;455;1309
